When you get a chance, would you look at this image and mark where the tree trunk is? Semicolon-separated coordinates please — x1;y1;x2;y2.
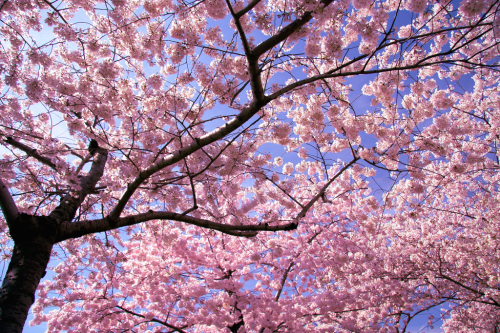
0;235;53;332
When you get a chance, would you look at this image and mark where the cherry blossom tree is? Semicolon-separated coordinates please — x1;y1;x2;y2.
1;0;500;332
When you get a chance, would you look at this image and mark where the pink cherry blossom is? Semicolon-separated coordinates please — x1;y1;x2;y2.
0;1;499;332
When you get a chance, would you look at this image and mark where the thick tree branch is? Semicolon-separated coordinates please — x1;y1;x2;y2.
246;0;335;100
247;55;265;101
226;0;264;103
252;0;334;57
234;0;261;18
49;148;107;224
58;210;302;242
0;0;9;12
4;137;57;170
0;177;19;226
225;0;251;57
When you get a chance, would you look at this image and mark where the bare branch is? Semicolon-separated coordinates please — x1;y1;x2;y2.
4;137;57;170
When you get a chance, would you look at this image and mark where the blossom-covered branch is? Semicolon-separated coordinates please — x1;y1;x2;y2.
58;210;300;241
4;136;57;170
